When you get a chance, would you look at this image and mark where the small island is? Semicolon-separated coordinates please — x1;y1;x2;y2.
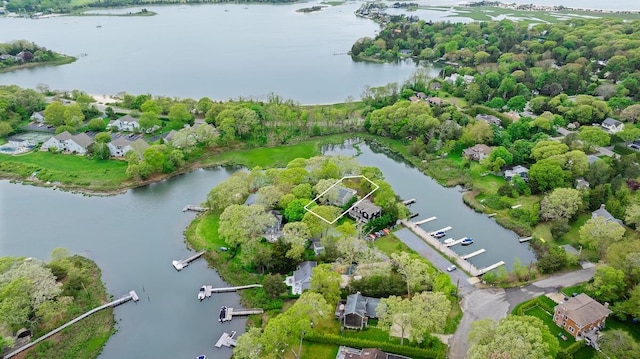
0;40;76;74
296;5;325;13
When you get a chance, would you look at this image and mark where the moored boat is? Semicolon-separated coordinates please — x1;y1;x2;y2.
197;286;206;301
443;238;454;244
461;237;474;246
218;306;227;322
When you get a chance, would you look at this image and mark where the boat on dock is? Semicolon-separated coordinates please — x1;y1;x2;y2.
443;238;454;244
461;237;474;246
197;286;206;301
433;231;446;238
218;306;227;323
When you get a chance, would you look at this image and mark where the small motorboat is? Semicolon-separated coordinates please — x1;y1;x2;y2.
219;306;227;322
433;231;446;238
196;355;206;359
443;238;454;244
461;237;474;246
229;330;237;339
197;286;206;301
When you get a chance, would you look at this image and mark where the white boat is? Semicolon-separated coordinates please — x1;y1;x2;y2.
443;238;454;244
196;356;206;359
461;237;474;246
197;286;206;301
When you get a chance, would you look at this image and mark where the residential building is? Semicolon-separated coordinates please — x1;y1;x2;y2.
576;178;590;190
30;111;45;123
430;82;441;90
285;261;317;295
264;210;284;242
335;346;410;359
476;114;502;126
462;144;493;162
348;199;381;223
108;114;140;132
504;165;528;181
107;136;149;158
553;293;611;339
591;204;623;226
335;187;357;207
335;292;380;330
426;96;444;106
244;193;257;206
601;118;623;134
41;131;95;154
41;131;72;152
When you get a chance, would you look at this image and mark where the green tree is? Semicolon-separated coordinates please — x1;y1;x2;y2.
586;265;627;303
138;111;160;133
598;329;640;359
624;204;640;230
63;103;85;128
390;252;430;298
506;95;527;112
87;118;106;131
540;188;583;221
92;142;110;160
284;199;308;222
282;222;310;262
531;140;569;161
484;146;513;171
621;104;640;122
256;185;283;209
140;99;162;115
94;132;111;143
44;101;66;126
218;204;275;250
232;327;263;359
377;292;450;345
302;206;340;238
206;172;250;213
579;126;610;150
168;103;192;126
579;216;625;257
529;158;568;192
467;315;559;359
310;264;341;305
460;121;494;145
263;274;288;299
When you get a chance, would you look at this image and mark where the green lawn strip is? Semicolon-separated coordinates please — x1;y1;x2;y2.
523;305;576;349
299;342;339;359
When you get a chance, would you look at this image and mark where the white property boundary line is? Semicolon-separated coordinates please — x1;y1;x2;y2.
303;175;379;224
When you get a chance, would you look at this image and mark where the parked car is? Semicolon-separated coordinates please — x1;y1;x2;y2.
446;265;457;272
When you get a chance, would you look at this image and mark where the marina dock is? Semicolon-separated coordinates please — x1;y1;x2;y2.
182;205;209;212
215;331;237;348
172;250;206;271
444;237;468;247
402;198;416;206
431;226;452;234
415;216;437;225
199;284;262;300
4;291;139;358
476;261;506;275
461;249;486;260
219;307;264;322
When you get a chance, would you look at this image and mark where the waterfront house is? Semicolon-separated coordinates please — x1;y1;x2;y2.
334;187;357;207
601;118;623;134
285;261;317;295
462;144;493;162
108;114;140;132
107;136;149;158
41;131;72;152
263;210;283;242
348;199;381;224
591;204;623;226
426;96;444;106
553;293;611;341
65;133;94;154
335;292;380;330
504;165;528;181
30;111;45;123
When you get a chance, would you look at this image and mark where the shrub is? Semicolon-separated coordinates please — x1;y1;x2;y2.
550;220;570;239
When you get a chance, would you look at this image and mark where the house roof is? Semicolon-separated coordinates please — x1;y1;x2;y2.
54;131;73;141
244;193;257;206
505;165;528;178
293;261;317;290
110;136;131;147
164;130;178;141
587;155;601;164
337;187;357;204
556;293;611;328
118;114;139;124
71;133;94;148
576;178;590;189
602;118;622;127
476;114;502;125
463;144;492;156
592;204;623;225
129;138;149;153
344;292;380;319
355;199;381;215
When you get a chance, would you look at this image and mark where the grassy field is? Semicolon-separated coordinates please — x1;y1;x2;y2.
0;56;76;74
524;305;576;349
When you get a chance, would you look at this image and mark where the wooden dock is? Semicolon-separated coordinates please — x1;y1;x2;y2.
431;226;452;235
199;284;262;300
215;331;237;348
182;205;209;212
172;250;206;271
518;236;533;243
461;248;486;260
487;213;497;218
220;308;264;322
409;212;419;219
402;198;416;205
476;261;506;276
4;291;139;359
415;216;437;225
445;237;468;247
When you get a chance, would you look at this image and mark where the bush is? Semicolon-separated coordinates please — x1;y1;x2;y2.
550;220;570;239
304;332;445;359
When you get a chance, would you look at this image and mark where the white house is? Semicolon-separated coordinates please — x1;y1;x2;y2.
41;131;94;154
504;165;529;181
108;114;140;132
41;131;72;152
30;111;45;123
285;261;317;295
107;137;149;158
601;118;623;134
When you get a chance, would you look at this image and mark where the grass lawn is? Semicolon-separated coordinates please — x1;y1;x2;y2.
185;212;226;251
0;151;128;189
298;342;339;359
524;305;576;349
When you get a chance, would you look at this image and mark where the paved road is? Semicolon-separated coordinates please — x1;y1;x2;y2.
393;228;595;359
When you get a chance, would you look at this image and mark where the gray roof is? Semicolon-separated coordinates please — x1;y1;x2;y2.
602;118;622;127
505;165;528;179
592;204;623;225
344;293;380;319
54;131;73;141
163;130;178;141
293;261;317;291
556;293;611;328
129;138;149;154
244;193;257;206
70;133;94;148
354;199;381;215
476;114;501;125
337;187;357;205
110;136;131;147
587;155;601;164
118;114;139;123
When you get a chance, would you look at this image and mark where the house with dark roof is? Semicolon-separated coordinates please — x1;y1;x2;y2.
336;346;410;359
264;210;283;242
553;293;611;341
476;114;502;126
244;193;257;206
462;144;493;162
601;118;623;134
335;292;380;330
504;165;528;181
426;96;444;106
592;204;623;226
107;136;149;158
285;261;317;295
108;114;140;132
348;199;381;224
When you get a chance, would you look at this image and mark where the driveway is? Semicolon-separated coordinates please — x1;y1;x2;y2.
393;228;595;359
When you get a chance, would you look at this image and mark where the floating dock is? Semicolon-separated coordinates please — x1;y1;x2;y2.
402;198;416;206
199;284;262;300
518;236;533;243
445;237;468;247
431;226;452;235
487;213;497;218
415;216;437;225
182;205;209;212
476;261;506;276
215;331;237;348
172;250;206;271
219;307;264;322
4;291;139;359
409;212;419;219
461;248;486;260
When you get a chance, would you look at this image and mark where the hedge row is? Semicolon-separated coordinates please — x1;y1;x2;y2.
514;296;556;315
557;340;586;359
304;332;446;359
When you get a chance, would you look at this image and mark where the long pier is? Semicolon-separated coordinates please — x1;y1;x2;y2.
4;291;139;359
172;250;206;271
220;308;264;322
182;205;209;212
400;219;504;277
461;249;486;260
415;216;437;225
199;284;262;300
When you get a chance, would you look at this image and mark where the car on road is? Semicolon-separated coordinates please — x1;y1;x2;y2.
446;265;457;272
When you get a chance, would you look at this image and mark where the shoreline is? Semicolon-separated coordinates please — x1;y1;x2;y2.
0;56;76;74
